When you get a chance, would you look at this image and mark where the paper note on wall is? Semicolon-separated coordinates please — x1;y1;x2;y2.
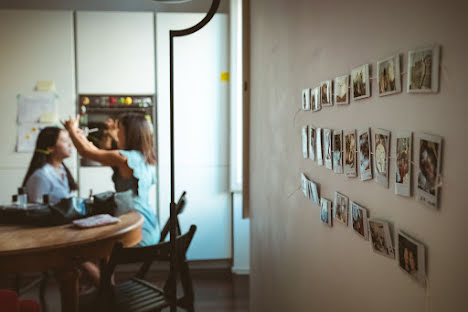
16;123;42;152
17;93;57;123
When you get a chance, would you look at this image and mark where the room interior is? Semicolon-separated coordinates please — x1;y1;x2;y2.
1;0;468;311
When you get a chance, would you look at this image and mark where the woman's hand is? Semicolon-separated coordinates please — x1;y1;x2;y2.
62;115;80;133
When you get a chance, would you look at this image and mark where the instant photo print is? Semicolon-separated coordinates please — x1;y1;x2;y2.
395;131;412;197
310;181;320;206
316;128;323;166
358;128;372;181
344;129;357;178
417;132;442;208
373;128;391;188
333;192;349;225
309;126;316;161
320;80;333;107
311;87;321;112
302;88;311;110
407;44;440;93
377;55;401;96
350;201;369;240
398;231;426;285
323;129;333;170
351;64;371;100
334;75;349;105
333;130;343;174
301;173;309;198
302;125;308;159
320;198;332;227
368;219;395;258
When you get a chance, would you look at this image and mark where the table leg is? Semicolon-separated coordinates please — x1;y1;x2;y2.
55;267;79;312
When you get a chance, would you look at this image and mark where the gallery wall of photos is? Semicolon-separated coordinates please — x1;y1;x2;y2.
299;44;442;286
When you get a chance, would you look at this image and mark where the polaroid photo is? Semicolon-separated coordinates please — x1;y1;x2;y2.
311;87;321;112
407;44;440;93
373;128;391;188
334;75;349;105
301;173;309;198
417;132;442;208
333;130;343;174
395;131;412;197
333;192;349;225
351;64;371;100
310;181;320;206
398;231;426;285
323;129;333;170
358;128;372;181
350;201;369;240
302;125;308;159
320;80;333;107
377;54;401;97
368;219;395;259
309;126;316;161
320;198;332;227
316;128;323;166
302;88;311;110
344;129;357;178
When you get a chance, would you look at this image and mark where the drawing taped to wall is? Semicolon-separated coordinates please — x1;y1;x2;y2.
351;201;369;240
407;44;440;93
373;128;391;188
398;231;426;285
377;55;401;96
358;128;372;181
395;131;412;196
302;88;311;110
344;129;357;178
333;192;349;225
320;80;333;107
351;64;371;100
417;132;442;208
368;219;395;258
333;130;343;174
334;75;349;104
324;128;333;170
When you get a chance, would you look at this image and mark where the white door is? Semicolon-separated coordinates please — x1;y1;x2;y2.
156;13;231;260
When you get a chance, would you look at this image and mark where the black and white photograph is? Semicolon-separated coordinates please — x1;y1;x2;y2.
302;125;308;159
417;132;442;208
351;201;369;240
333;130;343;174
320;198;332;227
344;129;357;178
407;44;440;93
333;192;348;225
358;128;372;181
334;75;349;105
323;128;333;170
311;87;321;112
368;219;395;258
395;131;412;197
316;128;323;166
398;231;426;285
302;88;311;110
320;80;333;107
373;128;390;188
309;126;316;161
377;55;401;96
351;64;371;100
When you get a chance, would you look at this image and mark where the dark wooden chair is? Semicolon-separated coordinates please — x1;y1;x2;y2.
80;191;196;312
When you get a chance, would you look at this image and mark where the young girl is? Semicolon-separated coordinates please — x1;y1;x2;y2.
62;113;159;246
23;127;77;204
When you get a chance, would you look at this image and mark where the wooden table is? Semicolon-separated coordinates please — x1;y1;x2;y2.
0;211;143;312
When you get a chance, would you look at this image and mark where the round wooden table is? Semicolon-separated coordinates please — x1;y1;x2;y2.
0;211;143;312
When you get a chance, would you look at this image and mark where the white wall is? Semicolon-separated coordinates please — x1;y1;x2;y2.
0;10;76;202
249;0;468;311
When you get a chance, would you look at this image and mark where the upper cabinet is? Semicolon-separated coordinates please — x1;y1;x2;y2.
76;11;155;94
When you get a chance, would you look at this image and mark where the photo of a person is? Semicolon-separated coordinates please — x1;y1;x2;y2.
374;134;388;176
321;81;332;106
335;75;349;104
398;234;419;276
418;139;439;196
333;131;343;173
320;198;332;226
324;129;333;169
345;132;355;167
351;64;370;100
334;192;348;225
351;204;364;236
369;219;394;258
377;55;400;96
396;137;410;184
311;87;321;111
359;130;372;180
309;127;316;160
302;88;310;110
407;45;440;93
321;82;329;105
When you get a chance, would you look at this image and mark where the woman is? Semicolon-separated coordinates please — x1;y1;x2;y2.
63;113;159;246
22;127;77;204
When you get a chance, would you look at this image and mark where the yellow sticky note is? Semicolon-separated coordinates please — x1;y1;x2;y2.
35;80;56;92
40;112;58;123
220;72;230;82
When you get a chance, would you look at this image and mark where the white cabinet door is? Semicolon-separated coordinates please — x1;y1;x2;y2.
76;11;155;94
156;13;231;260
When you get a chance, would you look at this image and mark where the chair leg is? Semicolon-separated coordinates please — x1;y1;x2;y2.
39;271;49;312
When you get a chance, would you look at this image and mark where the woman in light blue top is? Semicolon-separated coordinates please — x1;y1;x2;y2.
22;127;77;204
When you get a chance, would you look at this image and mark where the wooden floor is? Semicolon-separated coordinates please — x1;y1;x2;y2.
11;271;249;312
